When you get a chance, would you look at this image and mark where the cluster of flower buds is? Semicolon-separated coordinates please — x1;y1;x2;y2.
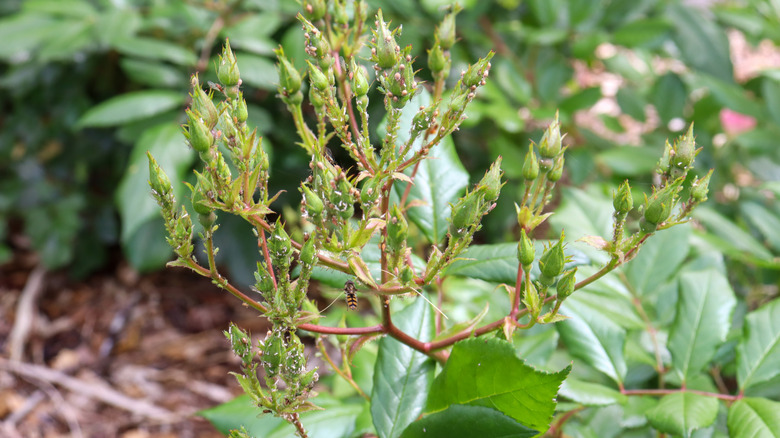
369;11;420;109
275;48;303;106
259;329;318;408
148;153;194;260
217;40;241;99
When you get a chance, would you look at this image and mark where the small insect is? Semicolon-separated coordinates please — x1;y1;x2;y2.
344;280;358;310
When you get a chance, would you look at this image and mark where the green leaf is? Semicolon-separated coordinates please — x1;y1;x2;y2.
426;338;570;433
692;206;776;265
736;298;780;391
0;13;57;61
652;72;687;124
391;90;469;244
371;296;435;438
727;397;780;438
616;87;647;121
199;395;285;436
595;146;659;176
667;4;733;83
622;224;691;296
558;87;602;114
235;52;278;90
668;269;736;382
558;296;627;384
112;37;197;66
558;379;627;407
401;405;538;438
695;74;764;118
514;325;559;369
549;186;614;263
613;17;672;48
762;77;780;126
116;123;193;269
120;58;186;88
740;201;780;253
646;392;719;437
36;19;94;61
76;90;185;128
222;13;280;55
23;0;97;18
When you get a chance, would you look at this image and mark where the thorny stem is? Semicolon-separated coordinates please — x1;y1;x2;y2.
206;231;218;278
259;228;278;289
512;264;524;315
290;102;317;152
333;54;369;172
547;406;585;437
287;412;308;438
435;277;444;335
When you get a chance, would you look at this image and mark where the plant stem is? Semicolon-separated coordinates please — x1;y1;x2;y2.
316;338;369;400
621;388;740;401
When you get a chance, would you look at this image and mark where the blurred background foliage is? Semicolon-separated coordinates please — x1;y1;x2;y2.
1;0;779;302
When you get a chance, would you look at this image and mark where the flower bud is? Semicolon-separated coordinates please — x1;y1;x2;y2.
437;6;461;50
302;0;326;21
643;180;681;226
147;152;172;200
517;228;535;267
307;60;330;91
235;95;248;123
613;180;633;214
428;42;449;75
449;191;482;237
261;332;284;378
539;113;562;158
556;268;577;301
254;262;275;294
522;145;539;181
190;74;218;128
276;49;302;97
657;139;673;175
462;52;493;88
480;157;504;202
691;170;712;203
673;123;696;170
386;204;408;251
299;234;317;266
548;154;564;182
217;40;241;87
360;177;381;207
268;220;293;263
225;323;253;366
184;109;214;154
351;59;370;97
301;184;324;220
371;10;400;69
191;182;211;215
539;232;566;285
400;266;413;284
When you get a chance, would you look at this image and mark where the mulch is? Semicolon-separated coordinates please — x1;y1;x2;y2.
1;251;272;438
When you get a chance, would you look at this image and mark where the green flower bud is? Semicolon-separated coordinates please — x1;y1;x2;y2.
643;180;681;226
479;156;503;202
308;86;324;109
548;154;564;182
268;220;293;263
360;177;381;206
372;10;400;69
191;183;211;215
613;180;633;214
450;191;482;237
198;211;217;228
147;152;172;200
386;204;408;251
301;184;324;220
299;234;317;266
400;266;413;284
261;332;284;378
254;262;275;294
302;0;326;21
224;323;253;366
185;109;214;154
673;123;696;170
307;60;330;91
411;105;436;138
437;6;461;50
556;268;577;301
539;113;562;159
276;49;302;97
235;95;248;123
522;145;539;181
691;169;713;203
639;216;658;234
424;245;443;281
351;60;370;97
658;139;673;175
217;40;241;87
190;75;219;128
517;228;535;267
539;232;566;285
462;52;493;88
428;42;448;75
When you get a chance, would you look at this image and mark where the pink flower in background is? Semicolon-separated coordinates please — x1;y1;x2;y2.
720;108;756;136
